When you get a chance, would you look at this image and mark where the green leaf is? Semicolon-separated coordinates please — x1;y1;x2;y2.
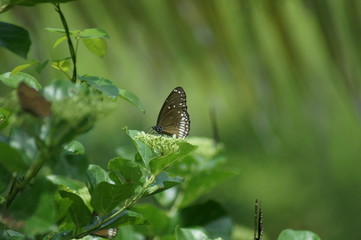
51;58;71;72
0;166;11;193
278;229;321;240
79;28;110;39
118;88;145;113
177;200;232;239
9;127;37;161
11;62;36;75
127;129;155;166
132;204;170;236
78;75;119;99
90;182;133;216
47;175;83;191
9;178;57;235
53;35;67;48
178;200;228;227
54;197;72;222
0;142;27;172
145;172;183;196
0;229;25;240
0;21;30;58
59;190;92;229
0;72;41;89
82;38;107;58
49;152;89;182
108;157;142;185
87;164;112;192
100;210;147;228
45;27;79;35
0;108;11;131
175;226;210;240
64;140;85;155
181;170;234;207
150;142;197;175
35;60;48;74
43;79;76;101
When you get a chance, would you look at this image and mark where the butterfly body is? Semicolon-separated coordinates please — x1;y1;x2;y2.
152;87;190;138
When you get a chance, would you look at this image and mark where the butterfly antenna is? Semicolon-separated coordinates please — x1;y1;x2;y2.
254;199;264;240
210;105;220;145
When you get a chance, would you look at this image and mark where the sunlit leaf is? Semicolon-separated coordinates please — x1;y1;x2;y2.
51;58;71;72
278;229;321;240
11;62;36;75
150;142;197;175
53;35;67;48
45;27;79;35
78;75;119;99
47;175;83;191
175;226;211;240
100;210;148;229
82;38;107;58
79;28;109;39
145;172;183;196
59;190;92;229
118;88;145;113
0;21;30;58
0;72;41;89
87;164;113;192
127;130;155;167
64;140;85;155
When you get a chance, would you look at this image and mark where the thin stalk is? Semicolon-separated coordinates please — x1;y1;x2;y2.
54;3;77;83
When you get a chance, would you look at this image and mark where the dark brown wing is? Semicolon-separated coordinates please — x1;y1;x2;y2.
155;87;190;138
17;82;52;118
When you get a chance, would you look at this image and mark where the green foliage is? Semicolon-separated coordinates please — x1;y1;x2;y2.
0;72;41;89
0;1;323;240
0;22;30;58
277;229;321;240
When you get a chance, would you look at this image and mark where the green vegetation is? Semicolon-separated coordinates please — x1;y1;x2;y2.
1;1;360;240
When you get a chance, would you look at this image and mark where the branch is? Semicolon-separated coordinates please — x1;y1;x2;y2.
54;3;77;83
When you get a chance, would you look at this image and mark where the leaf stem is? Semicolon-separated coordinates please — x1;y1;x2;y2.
54;3;77;83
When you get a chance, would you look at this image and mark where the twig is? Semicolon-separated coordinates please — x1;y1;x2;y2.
54;3;77;83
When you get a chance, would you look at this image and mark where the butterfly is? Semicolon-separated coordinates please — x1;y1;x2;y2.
152;87;190;138
92;228;118;239
17;82;52;118
254;199;264;240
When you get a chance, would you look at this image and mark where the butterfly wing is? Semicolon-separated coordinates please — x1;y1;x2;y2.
155;87;190;138
17;82;52;118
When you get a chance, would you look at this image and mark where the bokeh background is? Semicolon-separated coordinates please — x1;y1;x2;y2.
1;1;361;239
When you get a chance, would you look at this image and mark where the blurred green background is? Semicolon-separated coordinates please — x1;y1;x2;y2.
1;1;361;239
